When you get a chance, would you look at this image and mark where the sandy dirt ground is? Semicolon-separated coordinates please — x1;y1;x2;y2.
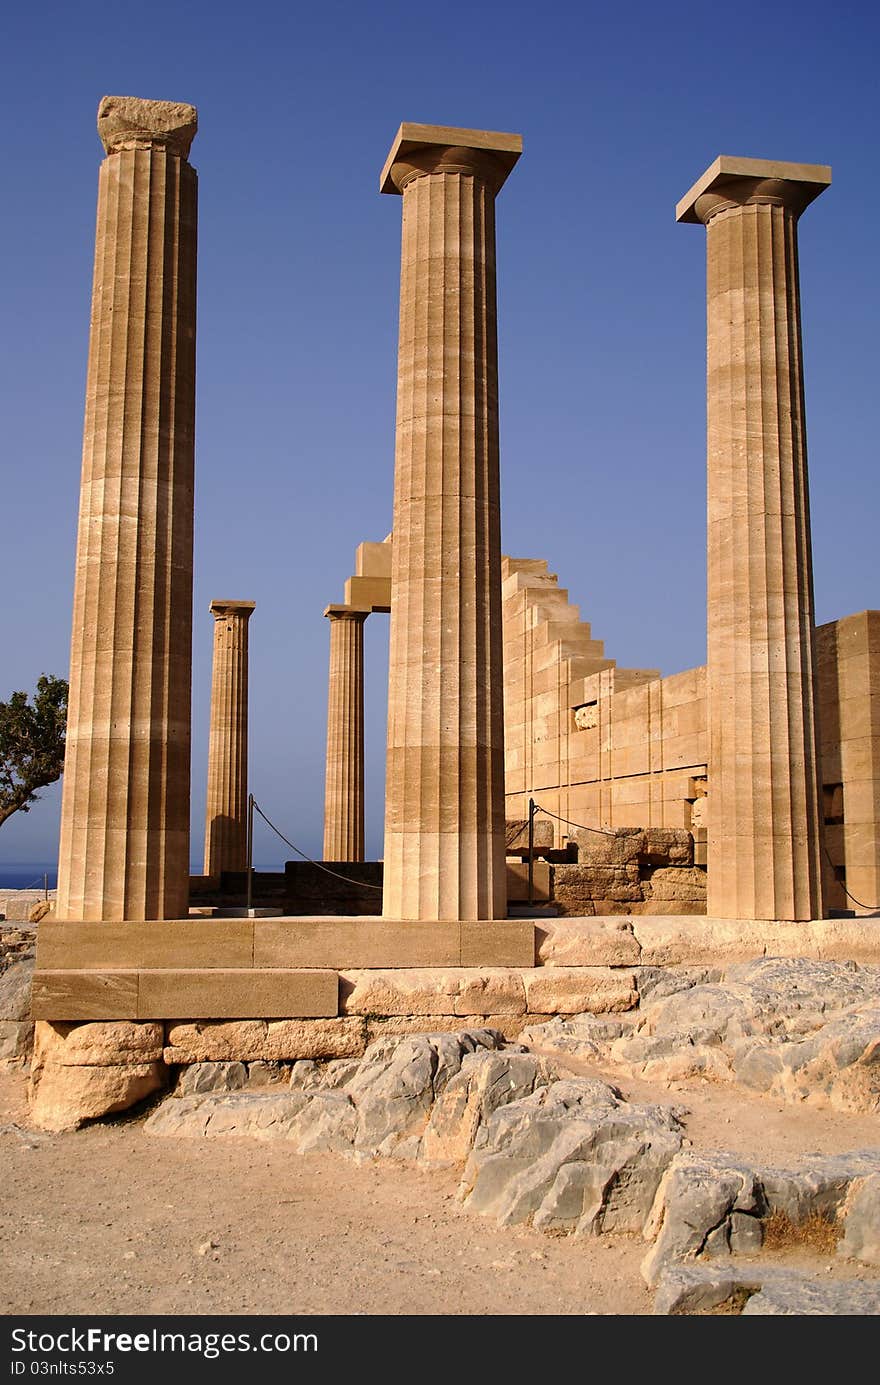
1;1063;877;1317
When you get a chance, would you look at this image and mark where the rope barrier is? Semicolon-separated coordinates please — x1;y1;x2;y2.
822;845;880;913
251;800;384;891
532;804;618;838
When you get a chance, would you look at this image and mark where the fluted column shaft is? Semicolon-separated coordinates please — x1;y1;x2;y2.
380;129;520;920
680;161;829;920
56;96;198;921
323;607;366;861
204;601;255;875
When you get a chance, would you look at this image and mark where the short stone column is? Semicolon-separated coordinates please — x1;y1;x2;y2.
56;96;198;922
677;157;830;921
322;606;367;862
380;124;521;920
203;601;256;876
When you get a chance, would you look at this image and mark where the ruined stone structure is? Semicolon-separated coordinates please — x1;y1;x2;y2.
677;157;830;921
380;124;520;922
499;553;879;917
32;108;879;1146
203;601;255;876
56;96;198;922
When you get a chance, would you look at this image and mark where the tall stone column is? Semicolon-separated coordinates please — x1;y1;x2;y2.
56;96;198;922
677;157;830;921
203;601;256;876
380;124;521;920
322;605;367;862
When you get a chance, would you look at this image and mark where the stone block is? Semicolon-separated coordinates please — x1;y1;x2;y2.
460;921;535;967
536;919;641;967
137;969;338;1019
36;921;254;970
33;1020;165;1067
552;864;644;916
163;1017;366;1063
31;971;139;1021
254;919;460;969
339;969;526;1017
522;967;638;1014
645;867;707;904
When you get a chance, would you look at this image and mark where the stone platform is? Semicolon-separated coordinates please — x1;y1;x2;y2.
31;915;880;1021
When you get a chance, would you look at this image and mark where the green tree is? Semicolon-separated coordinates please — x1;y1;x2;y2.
0;674;68;828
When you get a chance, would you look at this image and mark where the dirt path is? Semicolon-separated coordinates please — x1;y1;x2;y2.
1;1065;877;1317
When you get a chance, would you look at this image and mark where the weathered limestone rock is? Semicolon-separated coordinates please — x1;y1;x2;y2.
289;1057;363;1091
518;1013;635;1060
340;968;526;1016
520;960;879;1112
643;1146;880;1286
346;1029;504;1156
56;96;198;920
31;1062;166;1132
163;1017;367;1063
146;1090;309;1140
0;957;34;1058
633;917;880;966
521;967;638;1015
421;1050;553;1164
364;1013;543;1044
177;1061;248;1096
641;1152;762;1286
34;1020;165;1067
536;919;641;967
0;1023;34;1061
839;1174;880;1267
149;1027;508;1159
654;1263;880;1316
322;607;367;862
644;867;707;905
461;1079;682;1234
741;1275;880;1316
28;1019;168;1129
203;600;255;875
760;1151;880;1222
381;124;521;920
678;156;831;921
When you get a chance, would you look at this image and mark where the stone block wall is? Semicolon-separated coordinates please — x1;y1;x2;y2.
550;828;706;916
502;553;879;917
815;612;880;915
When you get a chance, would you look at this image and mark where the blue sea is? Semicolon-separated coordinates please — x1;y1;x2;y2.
0;864;58;889
0;863;286;888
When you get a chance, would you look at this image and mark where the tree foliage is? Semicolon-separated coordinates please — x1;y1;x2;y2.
0;674;68;828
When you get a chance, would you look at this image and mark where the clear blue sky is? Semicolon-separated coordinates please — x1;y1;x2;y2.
1;0;877;869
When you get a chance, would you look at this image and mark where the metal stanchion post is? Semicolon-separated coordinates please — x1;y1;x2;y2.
527;797;536;909
246;793;254;914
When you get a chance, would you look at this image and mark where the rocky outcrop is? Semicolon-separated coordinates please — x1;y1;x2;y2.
460;1079;683;1234
524;958;880;1113
654;1263;880;1316
642;1147;880;1286
0;955;35;1059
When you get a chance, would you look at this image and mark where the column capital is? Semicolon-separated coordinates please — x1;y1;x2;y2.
209;600;256;621
324;604;369;622
98;95;198;158
380;122;521;196
676;155;831;226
